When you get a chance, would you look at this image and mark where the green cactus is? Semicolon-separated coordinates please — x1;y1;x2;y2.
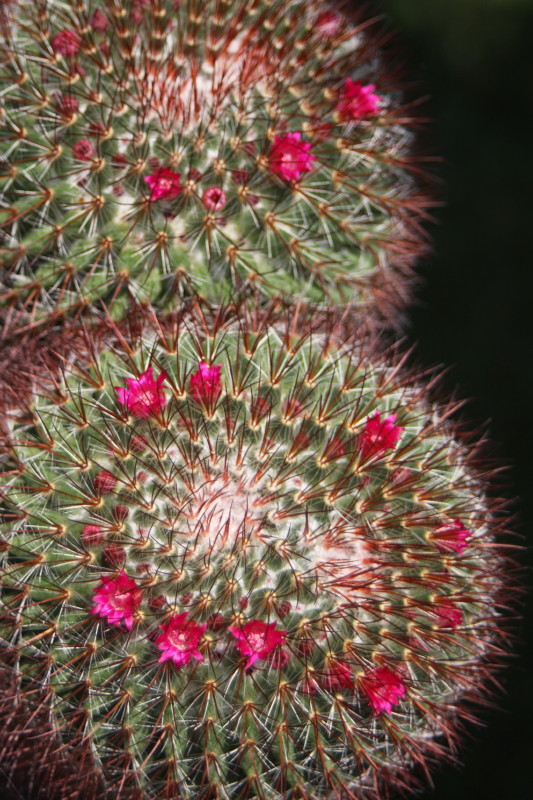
0;0;429;333
0;309;508;800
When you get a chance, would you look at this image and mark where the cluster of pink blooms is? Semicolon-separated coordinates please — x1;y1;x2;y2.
90;576;287;668
89;574;409;714
336;78;381;121
113;361;222;414
143;169;229;211
359;410;404;457
140;80;381;206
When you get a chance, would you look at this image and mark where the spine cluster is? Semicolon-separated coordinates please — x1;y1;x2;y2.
0;3;514;800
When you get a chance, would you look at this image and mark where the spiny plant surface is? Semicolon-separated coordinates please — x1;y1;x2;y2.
0;0;429;333
0;312;508;800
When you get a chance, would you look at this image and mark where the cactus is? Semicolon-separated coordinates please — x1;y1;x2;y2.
0;0;430;333
0;310;510;800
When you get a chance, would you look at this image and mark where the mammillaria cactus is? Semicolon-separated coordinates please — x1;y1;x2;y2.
0;0;430;333
0;310;511;800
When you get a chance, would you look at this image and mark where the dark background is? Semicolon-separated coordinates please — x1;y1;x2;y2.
373;1;533;799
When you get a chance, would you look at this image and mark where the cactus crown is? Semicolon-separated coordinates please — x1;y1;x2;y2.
0;0;427;331
0;311;506;799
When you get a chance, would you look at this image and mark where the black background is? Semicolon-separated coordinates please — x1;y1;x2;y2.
374;1;533;799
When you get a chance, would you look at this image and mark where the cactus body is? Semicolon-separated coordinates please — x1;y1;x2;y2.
0;312;508;800
0;0;429;331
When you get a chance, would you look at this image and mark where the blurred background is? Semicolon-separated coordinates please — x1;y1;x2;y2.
370;1;533;799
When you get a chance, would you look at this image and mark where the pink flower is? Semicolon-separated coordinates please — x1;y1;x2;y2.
52;30;81;58
144;168;182;201
72;139;95;162
322;660;353;691
269;132;316;182
94;470;117;494
115;367;167;418
434;599;463;629
82;524;105;546
336;79;381;121
360;666;407;715
90;9;109;32
229;620;287;669
189;362;222;406
155;613;206;667
90;571;142;630
431;518;470;554
359;411;403;458
202;187;227;210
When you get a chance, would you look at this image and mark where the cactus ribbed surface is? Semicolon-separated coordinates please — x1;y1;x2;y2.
0;0;428;331
0;312;508;800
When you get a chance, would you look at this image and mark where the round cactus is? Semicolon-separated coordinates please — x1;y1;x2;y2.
0;311;510;800
0;0;430;332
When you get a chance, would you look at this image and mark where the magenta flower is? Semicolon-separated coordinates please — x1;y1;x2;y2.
82;524;105;546
202;187;227;210
229;620;287;669
115;367;167;418
360;666;407;715
359;411;403;457
94;470;118;494
52;30;81;58
72;139;95;162
269;132;316;182
90;571;142;630
188;362;222;406
90;9;109;32
434;599;463;629
155;613;207;667
336;79;381;121
431;518;470;554
144;168;182;201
